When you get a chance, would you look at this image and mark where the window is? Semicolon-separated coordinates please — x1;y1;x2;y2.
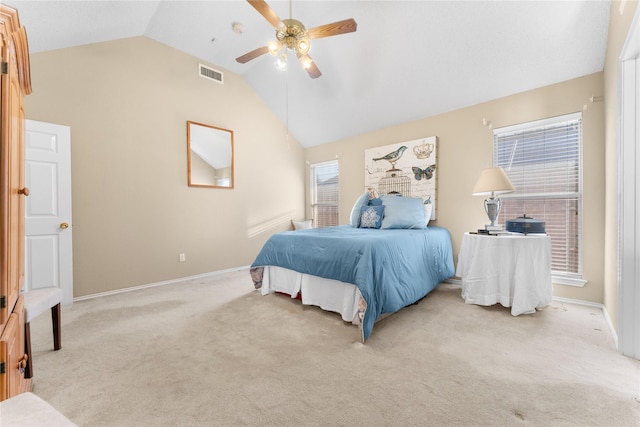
493;113;582;281
310;160;339;228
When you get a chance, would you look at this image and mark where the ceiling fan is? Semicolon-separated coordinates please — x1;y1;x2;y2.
236;0;357;79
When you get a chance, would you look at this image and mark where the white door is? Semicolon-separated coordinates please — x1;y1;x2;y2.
24;120;73;306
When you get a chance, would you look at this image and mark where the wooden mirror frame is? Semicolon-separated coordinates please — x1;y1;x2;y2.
187;121;234;188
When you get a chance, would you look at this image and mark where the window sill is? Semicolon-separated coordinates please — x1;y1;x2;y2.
553;275;587;287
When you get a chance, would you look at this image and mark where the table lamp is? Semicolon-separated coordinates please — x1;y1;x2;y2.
472;167;515;229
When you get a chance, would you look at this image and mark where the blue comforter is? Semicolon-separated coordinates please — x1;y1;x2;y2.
251;225;455;340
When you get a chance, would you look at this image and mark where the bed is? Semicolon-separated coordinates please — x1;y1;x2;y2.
250;193;455;341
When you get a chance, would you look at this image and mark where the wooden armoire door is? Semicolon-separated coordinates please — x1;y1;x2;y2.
0;20;25;328
0;4;32;401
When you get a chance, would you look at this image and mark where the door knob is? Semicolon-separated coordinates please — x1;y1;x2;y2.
60;222;69;229
18;187;30;196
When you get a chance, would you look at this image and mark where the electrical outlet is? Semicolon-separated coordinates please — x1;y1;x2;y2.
179;253;186;262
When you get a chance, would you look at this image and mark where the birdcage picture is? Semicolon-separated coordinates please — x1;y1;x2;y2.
377;169;412;196
364;136;438;220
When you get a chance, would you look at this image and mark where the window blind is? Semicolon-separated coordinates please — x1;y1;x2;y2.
310;160;339;228
493;112;582;276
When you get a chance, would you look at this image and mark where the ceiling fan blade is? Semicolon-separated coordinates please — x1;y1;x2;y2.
307;18;357;39
236;46;269;64
247;0;283;29
297;53;322;79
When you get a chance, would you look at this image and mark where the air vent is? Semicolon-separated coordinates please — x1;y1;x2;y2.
199;64;223;84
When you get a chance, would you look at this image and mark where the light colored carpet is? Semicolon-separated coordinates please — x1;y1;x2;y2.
27;269;640;426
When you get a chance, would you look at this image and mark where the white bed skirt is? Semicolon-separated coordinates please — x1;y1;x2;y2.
260;266;362;325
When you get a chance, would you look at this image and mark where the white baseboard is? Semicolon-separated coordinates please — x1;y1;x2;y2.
551;295;603;308
73;266;251;302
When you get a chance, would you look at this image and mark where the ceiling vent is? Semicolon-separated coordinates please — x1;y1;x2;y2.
199;64;223;84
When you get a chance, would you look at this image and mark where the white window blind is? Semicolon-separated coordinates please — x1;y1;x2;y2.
310;160;339;228
493;112;582;277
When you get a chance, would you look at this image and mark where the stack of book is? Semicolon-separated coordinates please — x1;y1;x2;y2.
476;225;510;236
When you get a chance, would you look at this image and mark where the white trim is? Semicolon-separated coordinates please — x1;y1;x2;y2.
617;5;640;359
309;159;339;168
73;266;250;302
552;295;602;308
492;112;582;135
552;275;587;287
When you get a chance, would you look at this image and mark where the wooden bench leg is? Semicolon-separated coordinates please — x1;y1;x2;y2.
24;322;33;379
52;303;61;351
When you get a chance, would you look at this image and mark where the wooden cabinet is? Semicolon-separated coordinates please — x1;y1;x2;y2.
0;297;28;399
0;4;32;401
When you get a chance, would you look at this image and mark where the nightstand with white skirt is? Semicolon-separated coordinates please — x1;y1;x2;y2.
456;232;552;315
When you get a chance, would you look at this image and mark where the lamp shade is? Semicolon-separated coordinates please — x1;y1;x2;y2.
472;167;515;196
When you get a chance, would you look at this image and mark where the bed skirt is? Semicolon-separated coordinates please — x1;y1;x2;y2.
255;266;364;326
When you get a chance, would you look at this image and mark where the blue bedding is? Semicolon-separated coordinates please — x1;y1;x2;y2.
250;225;455;341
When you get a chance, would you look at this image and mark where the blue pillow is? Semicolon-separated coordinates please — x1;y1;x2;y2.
368;197;383;206
380;195;426;229
359;205;385;229
349;192;370;227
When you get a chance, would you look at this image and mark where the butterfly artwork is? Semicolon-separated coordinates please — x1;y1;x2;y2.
412;164;436;181
365;136;439;221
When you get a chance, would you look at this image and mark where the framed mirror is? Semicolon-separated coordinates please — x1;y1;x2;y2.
187;121;234;188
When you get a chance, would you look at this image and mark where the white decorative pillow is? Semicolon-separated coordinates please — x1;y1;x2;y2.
291;219;312;230
423;202;433;226
349;192;370;227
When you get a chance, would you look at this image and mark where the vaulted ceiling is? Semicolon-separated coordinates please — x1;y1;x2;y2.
8;1;611;147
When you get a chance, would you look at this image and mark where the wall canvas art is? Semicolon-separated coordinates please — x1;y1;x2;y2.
364;136;438;220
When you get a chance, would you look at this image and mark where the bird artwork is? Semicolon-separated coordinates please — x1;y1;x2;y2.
373;145;408;170
412;164;436;181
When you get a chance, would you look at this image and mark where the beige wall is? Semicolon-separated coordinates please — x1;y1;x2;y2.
26;3;633;309
306;72;605;303
603;1;639;333
26;36;305;297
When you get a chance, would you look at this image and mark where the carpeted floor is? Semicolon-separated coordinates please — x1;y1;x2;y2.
27;268;640;426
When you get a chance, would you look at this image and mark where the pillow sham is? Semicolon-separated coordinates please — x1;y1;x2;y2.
368;197;383;206
292;219;312;230
380;195;426;229
359;205;384;229
349;192;370;227
423;202;433;226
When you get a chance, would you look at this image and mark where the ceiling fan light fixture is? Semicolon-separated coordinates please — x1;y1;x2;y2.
297;36;310;55
237;0;358;79
299;55;312;69
275;54;288;71
268;40;282;56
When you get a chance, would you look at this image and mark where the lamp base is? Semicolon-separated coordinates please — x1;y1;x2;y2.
484;197;502;227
